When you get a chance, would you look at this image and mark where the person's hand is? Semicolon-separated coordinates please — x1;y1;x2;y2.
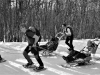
32;44;37;51
29;46;32;50
33;44;36;47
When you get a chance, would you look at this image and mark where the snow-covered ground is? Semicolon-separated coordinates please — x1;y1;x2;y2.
0;39;100;75
0;39;100;56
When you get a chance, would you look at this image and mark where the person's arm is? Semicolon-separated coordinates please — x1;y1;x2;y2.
32;34;40;45
64;28;71;36
26;30;39;46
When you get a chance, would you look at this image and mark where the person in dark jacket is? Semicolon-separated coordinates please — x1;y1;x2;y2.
20;25;44;71
62;24;74;51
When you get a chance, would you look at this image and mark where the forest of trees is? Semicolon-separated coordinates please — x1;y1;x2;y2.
0;0;100;42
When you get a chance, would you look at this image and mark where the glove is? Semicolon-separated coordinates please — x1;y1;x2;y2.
33;44;36;47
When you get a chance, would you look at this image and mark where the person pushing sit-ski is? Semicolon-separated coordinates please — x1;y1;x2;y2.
20;25;44;71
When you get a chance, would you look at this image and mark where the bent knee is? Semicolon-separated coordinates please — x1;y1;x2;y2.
23;51;27;55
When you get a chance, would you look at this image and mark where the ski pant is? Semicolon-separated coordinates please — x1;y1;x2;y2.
65;36;74;51
23;44;44;67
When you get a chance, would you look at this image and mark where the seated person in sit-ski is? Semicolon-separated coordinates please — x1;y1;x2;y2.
62;40;95;66
86;40;99;58
39;37;59;51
